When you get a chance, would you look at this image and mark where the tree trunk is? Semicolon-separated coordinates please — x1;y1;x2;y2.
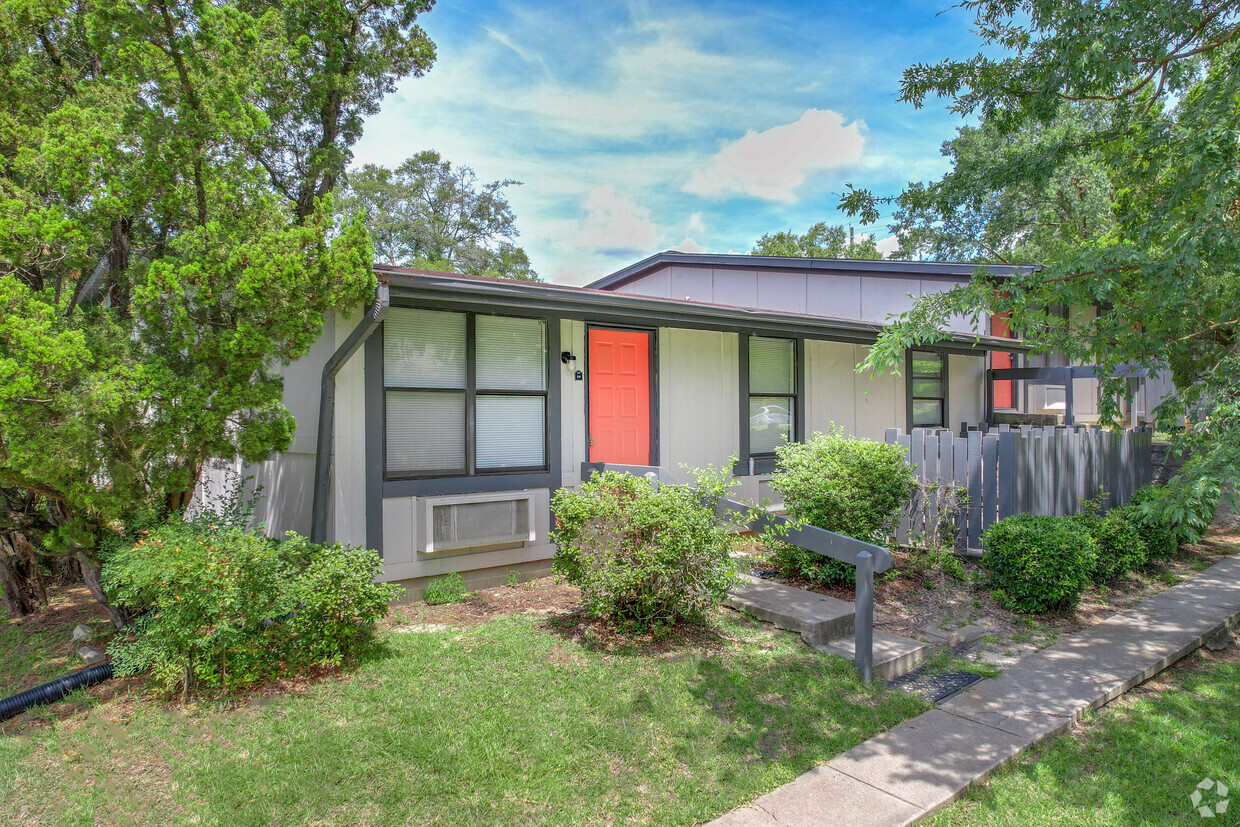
76;551;127;629
0;532;49;618
107;216;132;315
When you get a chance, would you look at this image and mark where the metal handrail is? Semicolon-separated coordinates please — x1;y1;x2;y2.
579;462;889;681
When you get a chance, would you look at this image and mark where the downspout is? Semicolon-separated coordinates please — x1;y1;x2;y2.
311;281;390;544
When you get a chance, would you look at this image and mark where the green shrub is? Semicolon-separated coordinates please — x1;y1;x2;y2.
1075;507;1147;582
981;515;1097;613
424;572;468;605
282;534;401;662
104;520;397;695
551;469;740;633
767;427;915;586
1129;484;1191;557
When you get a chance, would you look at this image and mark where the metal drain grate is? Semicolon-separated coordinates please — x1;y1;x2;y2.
750;569;780;580
887;669;983;703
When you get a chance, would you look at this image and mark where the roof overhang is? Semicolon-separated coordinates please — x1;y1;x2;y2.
588;252;1038;292
376;266;1028;354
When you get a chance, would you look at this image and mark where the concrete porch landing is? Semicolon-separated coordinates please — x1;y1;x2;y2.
708;553;1240;826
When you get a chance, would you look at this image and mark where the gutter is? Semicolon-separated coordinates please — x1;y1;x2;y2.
310;281;389;544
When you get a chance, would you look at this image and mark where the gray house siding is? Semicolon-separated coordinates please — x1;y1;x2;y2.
609;262;985;334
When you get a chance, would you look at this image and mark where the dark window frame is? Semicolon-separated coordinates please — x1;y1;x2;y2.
382;310;552;481
738;334;804;471
907;349;948;430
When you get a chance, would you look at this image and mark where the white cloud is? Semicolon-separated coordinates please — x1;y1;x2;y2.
686;212;707;235
671;236;703;253
875;235;903;258
574;185;659;254
683;109;867;203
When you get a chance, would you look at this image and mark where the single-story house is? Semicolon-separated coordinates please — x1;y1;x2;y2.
202;252;1158;596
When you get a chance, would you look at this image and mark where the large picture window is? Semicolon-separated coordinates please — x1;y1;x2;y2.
909;350;946;428
747;336;797;455
383;309;548;478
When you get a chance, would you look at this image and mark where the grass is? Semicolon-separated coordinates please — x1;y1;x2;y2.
927;648;1240;825
0;608;927;826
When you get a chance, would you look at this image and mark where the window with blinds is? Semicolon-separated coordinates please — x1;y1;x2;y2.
909;351;946;428
383;309;548;478
748;336;796;455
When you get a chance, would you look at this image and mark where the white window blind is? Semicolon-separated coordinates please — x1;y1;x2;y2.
476;316;546;390
476;395;545;469
386;391;465;474
384;309;466;389
749;337;795;394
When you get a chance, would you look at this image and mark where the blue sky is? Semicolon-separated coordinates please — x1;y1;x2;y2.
351;0;985;284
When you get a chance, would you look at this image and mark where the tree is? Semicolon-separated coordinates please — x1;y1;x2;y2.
0;0;436;620
884;104;1118;263
840;0;1240;532
751;222;882;260
338;151;540;281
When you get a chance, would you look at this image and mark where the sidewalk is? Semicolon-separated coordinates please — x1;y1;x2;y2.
708;553;1240;826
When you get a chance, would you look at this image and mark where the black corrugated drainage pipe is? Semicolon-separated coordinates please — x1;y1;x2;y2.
0;663;115;721
310;281;390;544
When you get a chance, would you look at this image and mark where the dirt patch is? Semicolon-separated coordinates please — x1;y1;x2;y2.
386;576;582;629
542;608;730;657
0;586;148;736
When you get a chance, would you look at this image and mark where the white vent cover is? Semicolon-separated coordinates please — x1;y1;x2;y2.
429;496;533;553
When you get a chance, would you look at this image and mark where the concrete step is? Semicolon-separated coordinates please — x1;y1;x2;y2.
815;631;940;682
725;576;854;647
726;577;987;681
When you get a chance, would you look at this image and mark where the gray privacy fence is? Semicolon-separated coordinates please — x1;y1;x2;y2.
885;425;1154;554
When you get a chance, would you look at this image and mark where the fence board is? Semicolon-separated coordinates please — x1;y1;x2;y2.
967;430;984;551
982;434;999;531
954;436;969;551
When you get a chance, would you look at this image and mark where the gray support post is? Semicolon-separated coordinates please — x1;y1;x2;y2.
855;550;875;684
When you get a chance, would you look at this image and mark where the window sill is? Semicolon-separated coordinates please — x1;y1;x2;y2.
383;472;553;498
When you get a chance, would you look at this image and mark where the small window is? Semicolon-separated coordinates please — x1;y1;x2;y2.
909;351;946;428
384;309;548;478
748;336;796;455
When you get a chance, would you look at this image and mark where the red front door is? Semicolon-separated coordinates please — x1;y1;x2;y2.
991;312;1014;409
588;328;651;464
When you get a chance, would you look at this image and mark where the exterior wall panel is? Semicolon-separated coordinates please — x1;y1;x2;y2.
948;353;985;431
657;327;740;475
560;319;588;488
332;309;368;548
669;266;714;302
806;274;862;319
710;268;758;308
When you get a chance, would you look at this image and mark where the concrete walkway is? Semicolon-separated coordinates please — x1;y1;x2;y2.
708;553;1240;826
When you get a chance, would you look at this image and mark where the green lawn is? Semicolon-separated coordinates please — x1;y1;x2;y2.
1;609;926;826
929;649;1240;825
